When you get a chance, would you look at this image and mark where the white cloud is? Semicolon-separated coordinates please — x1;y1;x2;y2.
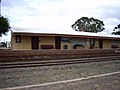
1;0;120;41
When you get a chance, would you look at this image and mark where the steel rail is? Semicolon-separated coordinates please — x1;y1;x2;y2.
0;56;120;69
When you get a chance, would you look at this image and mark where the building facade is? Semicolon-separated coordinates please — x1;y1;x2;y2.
11;32;120;50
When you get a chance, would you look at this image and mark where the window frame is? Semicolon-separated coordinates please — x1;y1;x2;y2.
16;35;21;43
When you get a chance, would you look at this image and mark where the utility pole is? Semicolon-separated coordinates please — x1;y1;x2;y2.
0;0;1;38
0;0;1;16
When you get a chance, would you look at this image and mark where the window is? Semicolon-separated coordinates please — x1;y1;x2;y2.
90;39;95;46
112;40;120;45
61;38;71;43
86;39;90;45
16;35;21;43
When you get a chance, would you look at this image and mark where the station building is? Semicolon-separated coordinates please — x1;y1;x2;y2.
11;27;120;50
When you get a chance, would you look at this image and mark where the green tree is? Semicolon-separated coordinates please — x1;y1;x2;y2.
112;24;120;35
0;16;11;36
71;17;105;33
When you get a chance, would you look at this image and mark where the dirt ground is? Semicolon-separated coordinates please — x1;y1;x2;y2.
26;72;120;90
0;60;120;89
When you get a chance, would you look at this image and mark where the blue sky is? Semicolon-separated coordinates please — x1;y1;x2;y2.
1;0;120;41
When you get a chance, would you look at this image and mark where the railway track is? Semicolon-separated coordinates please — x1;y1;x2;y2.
0;56;120;69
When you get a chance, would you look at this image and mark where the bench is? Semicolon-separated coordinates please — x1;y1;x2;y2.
41;45;54;49
111;45;119;48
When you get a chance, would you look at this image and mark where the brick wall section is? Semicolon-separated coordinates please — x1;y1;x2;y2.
0;49;119;62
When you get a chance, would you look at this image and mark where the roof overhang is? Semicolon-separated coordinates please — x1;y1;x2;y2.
12;32;120;40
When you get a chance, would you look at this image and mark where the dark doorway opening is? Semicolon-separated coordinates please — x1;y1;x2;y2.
31;36;39;49
90;38;95;49
55;36;61;49
99;39;103;49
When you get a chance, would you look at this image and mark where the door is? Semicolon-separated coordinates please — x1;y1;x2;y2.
55;36;61;49
90;38;95;49
99;39;103;49
31;36;39;49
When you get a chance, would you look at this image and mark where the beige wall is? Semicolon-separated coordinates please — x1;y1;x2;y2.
39;36;55;49
12;35;55;50
12;35;31;50
12;34;119;50
103;39;111;49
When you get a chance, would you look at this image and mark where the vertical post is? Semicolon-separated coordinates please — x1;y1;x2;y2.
0;0;1;16
0;0;1;41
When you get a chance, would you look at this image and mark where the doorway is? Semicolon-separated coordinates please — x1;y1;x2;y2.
99;39;103;49
55;36;61;49
31;36;39;49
